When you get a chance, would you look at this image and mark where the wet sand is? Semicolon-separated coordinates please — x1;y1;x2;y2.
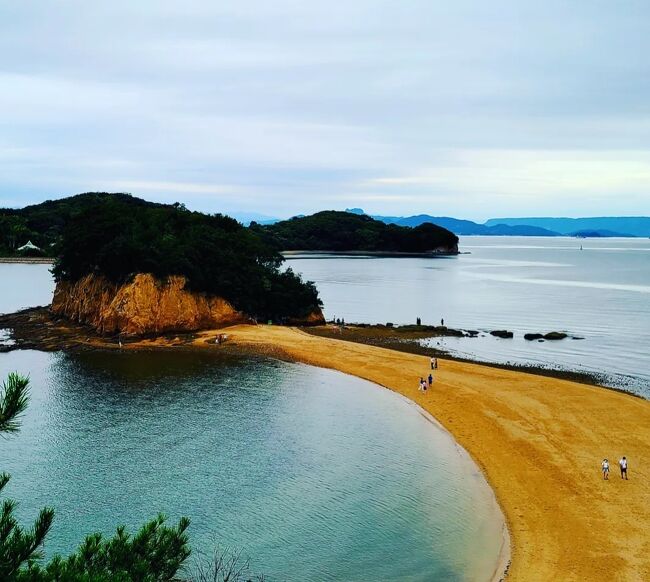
183;325;650;582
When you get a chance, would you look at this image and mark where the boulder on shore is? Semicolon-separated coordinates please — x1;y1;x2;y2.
525;331;569;341
490;330;514;339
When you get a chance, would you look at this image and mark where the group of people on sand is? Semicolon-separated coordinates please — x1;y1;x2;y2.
418;356;438;392
601;456;629;480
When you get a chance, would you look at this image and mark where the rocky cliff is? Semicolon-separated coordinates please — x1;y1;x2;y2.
51;273;250;336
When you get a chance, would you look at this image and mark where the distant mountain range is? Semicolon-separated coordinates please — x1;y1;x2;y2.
343;209;649;237
178;207;650;237
484;216;650;237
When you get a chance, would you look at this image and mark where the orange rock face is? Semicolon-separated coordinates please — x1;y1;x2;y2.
51;273;247;336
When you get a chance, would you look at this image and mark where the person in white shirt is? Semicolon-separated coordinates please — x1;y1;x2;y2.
601;459;609;480
619;456;628;480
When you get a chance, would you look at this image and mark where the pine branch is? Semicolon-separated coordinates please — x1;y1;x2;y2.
0;373;30;435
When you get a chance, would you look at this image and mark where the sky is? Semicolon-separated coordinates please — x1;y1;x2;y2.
1;0;649;221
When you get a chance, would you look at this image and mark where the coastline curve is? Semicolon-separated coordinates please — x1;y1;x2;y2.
192;324;650;582
396;391;511;582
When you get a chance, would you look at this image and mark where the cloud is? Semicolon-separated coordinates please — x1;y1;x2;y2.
367;149;650;195
1;0;649;218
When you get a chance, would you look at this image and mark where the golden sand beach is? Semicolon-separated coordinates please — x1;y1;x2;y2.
181;324;650;582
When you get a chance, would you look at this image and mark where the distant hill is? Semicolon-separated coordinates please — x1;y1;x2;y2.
485;223;562;236
569;229;634;238
485;217;649;237
251;211;459;253
344;209;645;237
354;212;561;236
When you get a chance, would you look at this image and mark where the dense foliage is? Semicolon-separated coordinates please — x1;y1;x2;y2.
1;373;191;582
48;194;321;320
0;193;160;257
250;211;459;253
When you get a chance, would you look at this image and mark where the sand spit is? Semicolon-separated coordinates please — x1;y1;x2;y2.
177;325;650;582
3;311;649;580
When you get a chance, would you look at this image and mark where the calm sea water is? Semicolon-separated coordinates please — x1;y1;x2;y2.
1;236;648;394
286;237;650;395
0;349;504;582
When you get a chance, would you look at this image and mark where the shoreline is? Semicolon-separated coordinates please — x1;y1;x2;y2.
2;314;650;578
0;257;55;264
304;324;614;391
191;325;650;581
0;307;618;392
282;249;459;257
399;392;511;582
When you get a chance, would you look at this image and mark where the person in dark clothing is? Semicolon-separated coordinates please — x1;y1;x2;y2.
619;456;628;479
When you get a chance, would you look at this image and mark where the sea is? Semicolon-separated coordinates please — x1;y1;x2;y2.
287;236;650;397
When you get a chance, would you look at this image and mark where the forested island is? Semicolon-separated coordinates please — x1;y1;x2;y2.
1;193;458;335
45;194;323;332
250;211;459;253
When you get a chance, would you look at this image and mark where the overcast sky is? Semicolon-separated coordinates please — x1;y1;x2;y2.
1;1;649;220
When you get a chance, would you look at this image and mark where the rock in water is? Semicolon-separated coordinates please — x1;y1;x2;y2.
544;332;568;340
490;330;514;339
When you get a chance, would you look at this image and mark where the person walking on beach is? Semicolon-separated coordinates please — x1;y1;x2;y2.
428;373;433;387
619;456;628;479
602;459;610;480
430;356;437;370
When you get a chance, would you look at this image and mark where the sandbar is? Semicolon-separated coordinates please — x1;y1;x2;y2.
181;325;650;581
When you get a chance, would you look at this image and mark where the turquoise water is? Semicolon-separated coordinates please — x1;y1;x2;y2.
286;237;650;395
0;349;505;581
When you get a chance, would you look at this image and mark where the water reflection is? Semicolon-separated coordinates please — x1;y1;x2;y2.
1;349;504;581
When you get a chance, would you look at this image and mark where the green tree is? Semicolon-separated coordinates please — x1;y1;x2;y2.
50;195;322;321
0;373;191;582
0;216;33;253
0;373;54;578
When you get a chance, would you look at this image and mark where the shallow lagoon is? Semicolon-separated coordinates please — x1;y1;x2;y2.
1;348;505;581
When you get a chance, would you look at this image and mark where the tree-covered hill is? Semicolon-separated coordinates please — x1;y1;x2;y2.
0;192;162;256
42;194;321;321
250;210;459;253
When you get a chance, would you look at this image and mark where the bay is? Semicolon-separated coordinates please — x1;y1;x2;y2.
0;349;504;581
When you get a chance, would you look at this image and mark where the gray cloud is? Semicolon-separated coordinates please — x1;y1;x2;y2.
1;0;649;219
